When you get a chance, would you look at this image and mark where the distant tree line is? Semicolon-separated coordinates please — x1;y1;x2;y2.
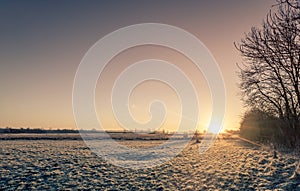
0;127;79;134
236;0;300;148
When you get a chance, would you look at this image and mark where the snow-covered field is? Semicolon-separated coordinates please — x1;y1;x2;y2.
0;138;299;190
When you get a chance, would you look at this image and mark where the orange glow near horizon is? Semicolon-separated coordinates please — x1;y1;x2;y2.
0;1;275;132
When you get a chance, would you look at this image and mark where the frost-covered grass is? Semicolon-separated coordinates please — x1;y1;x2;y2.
0;139;299;190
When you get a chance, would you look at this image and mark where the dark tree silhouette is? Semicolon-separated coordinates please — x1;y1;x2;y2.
278;0;300;10
240;109;281;143
235;2;300;147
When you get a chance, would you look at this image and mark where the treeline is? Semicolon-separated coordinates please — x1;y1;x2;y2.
236;1;300;149
239;110;286;145
0;128;182;134
240;109;300;148
0;127;79;134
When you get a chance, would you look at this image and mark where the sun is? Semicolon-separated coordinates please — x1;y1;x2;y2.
207;123;224;134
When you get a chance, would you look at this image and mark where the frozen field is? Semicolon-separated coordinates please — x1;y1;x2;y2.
0;138;299;190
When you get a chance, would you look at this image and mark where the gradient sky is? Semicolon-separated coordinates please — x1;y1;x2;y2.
0;0;275;131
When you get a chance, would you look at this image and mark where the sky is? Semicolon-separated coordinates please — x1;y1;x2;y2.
0;0;275;131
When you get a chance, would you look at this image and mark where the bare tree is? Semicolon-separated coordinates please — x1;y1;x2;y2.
235;2;300;147
277;0;300;10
